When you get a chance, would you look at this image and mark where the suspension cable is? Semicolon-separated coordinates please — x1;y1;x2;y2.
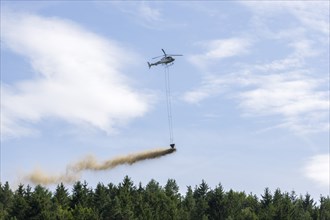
164;66;174;144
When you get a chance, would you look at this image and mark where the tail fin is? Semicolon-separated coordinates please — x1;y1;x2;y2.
147;62;151;69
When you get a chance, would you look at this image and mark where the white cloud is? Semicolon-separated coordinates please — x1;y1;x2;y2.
1;12;153;138
237;73;329;133
289;39;320;58
254;58;301;72
188;38;252;69
254;38;319;72
138;3;162;23
238;74;325;115
183;70;328;133
182;75;227;104
107;2;164;29
204;38;251;59
183;1;329;134
240;1;329;35
304;154;330;187
283;1;329;35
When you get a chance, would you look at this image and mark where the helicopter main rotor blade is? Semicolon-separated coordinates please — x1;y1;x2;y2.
150;49;182;59
152;55;165;59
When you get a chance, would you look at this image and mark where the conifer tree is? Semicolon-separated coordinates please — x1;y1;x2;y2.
9;184;28;220
0;181;13;219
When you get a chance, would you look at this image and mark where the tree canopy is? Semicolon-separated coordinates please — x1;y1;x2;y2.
1;177;329;220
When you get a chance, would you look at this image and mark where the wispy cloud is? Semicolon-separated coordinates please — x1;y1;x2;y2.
138;3;162;23
1;12;153;139
182;75;227;104
183;1;329;134
188;38;252;69
183;56;328;134
304;154;330;187
237;72;328;133
108;2;164;29
183;69;328;133
240;1;329;35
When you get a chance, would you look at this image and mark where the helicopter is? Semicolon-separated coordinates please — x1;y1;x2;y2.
148;49;182;68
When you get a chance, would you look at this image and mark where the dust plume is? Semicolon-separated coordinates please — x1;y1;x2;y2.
70;148;176;171
25;147;176;185
27;168;80;185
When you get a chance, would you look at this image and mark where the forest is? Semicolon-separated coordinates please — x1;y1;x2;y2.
1;176;330;220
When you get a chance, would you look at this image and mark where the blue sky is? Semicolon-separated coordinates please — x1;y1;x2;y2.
1;1;329;198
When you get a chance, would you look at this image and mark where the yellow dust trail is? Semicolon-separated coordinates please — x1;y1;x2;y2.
25;147;176;185
27;168;79;185
70;148;176;171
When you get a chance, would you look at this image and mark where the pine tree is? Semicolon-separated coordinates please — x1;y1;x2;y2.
71;181;91;209
134;182;149;220
224;189;247;219
52;183;72;220
272;190;292;219
117;176;135;219
192;180;209;220
27;185;53;219
93;182;110;219
259;187;275;219
144;179;168;220
319;196;330;220
181;186;195;220
164;179;180;219
303;193;317;219
53;183;70;209
291;197;313;220
0;181;13;219
72;204;98;220
9;184;29;220
207;183;225;219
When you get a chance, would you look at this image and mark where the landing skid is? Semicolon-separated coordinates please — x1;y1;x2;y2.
165;63;174;67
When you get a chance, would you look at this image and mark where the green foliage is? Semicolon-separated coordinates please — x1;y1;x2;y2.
207;183;225;219
192;180;209;220
319;196;330;220
0;182;13;220
53;183;70;209
27;185;53;219
1;178;329;220
9;184;29;220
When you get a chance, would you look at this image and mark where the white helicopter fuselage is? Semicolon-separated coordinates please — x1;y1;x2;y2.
148;49;182;69
149;56;175;68
160;56;175;64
